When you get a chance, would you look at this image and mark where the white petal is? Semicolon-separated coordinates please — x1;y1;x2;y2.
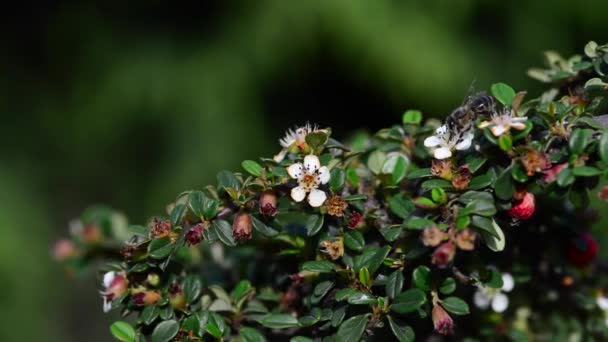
478;121;492;129
491;293;509;313
103;271;116;288
273;149;288;163
512;116;528;122
455;133;474;150
502;273;514;292
318;166;330;184
424;136;441;147
304;155;321;173
473;290;490;309
291;186;307;202
103;298;112;313
307;189;327;207
490;125;507;137
436;125;448;135
597;296;608;310
510;122;526;130
287;163;304;180
433;147;452;159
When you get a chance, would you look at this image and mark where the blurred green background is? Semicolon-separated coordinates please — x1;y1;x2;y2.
1;0;607;340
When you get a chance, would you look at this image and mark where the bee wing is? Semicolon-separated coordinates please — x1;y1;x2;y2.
512;91;527;115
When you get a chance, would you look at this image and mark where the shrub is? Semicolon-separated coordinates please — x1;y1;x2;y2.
54;41;608;341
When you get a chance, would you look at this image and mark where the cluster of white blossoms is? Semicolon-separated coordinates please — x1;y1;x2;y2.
478;108;528;137
424;125;474;160
473;273;515;313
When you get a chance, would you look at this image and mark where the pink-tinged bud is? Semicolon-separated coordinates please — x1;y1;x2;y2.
102;271;129;312
233;213;252;242
82;225;102;244
259;190;278;217
132;291;160;307
185;223;205;246
508;192;535;221
52;239;77;261
432;304;454;335
432;241;456;268
566;232;599;268
348;212;364;229
169;283;186;310
421;227;446;247
543;163;568;183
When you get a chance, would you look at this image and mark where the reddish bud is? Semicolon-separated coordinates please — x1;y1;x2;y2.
52;239;77;261
132;291;160;307
348;212;364;229
543;163;568;183
508;192;535;221
566;232;598;268
451;165;471;190
432;241;456;268
432;304;454;335
185;223;205;246
259;190;278;217
233;213;252;242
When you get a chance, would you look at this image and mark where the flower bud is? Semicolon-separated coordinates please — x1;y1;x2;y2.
432;304;454;335
508;191;535;221
421;227;446;247
185;223;205;246
566;232;598;268
147;273;160;287
169;283;186;311
451;165;471;190
432;241;456;268
52;239;77;261
102;271;129;312
259;190;278;217
233;213;252;242
348;212;364;229
543;163;568;183
132;291;160;307
431;159;453;180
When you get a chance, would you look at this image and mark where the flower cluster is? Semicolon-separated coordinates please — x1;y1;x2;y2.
53;41;608;341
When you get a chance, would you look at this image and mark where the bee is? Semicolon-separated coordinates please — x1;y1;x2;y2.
445;91;497;134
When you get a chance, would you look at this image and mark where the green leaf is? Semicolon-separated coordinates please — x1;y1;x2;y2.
389;194;415;220
110;321;135;342
464;156;487;174
406;168;433;179
335;288;357;301
391;288;427;314
181;314;200;336
188;191;219;220
484;269;504;289
290;337;314;342
572;166;602;177
480;219;506;252
511;164;529;183
412;266;432;291
242;160;264;177
354;246;391;274
305;214;325;236
345;168;360;187
140;305;160;325
491;83;516;106
183;275;202;304
330;168;346;193
391;156;408;185
251;216;279;237
439;278;456;294
301;261;335;273
441;297;470;315
343;194;367;201
468;174;493;190
557;168;575;187
240;327;267;342
347;291;376;305
600;130;608;163
456;215;470;230
313;281;335;300
387;316;415;342
386;270;404;299
359;267;371;288
259;314;300;329
431;187;447;204
211;220;236;247
367;150;386;175
402;109;422;125
305;131;329;150
151;320;179;342
413;197;437;209
421;179;453;190
470;215;500;238
217;170;240;191
148;237;174;260
128;224;148;237
344;230;365;251
494;167;514;200
498;135;512;151
336;314;369;342
169;204;187;227
403;217;435;230
460;198;496;217
569;128;594;155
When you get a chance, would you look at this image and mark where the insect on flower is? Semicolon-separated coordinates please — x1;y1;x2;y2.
274;123;327;163
287;155;330;207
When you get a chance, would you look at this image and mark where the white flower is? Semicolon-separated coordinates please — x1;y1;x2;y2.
287;154;330;207
274;123;323;163
473;273;514;313
478;109;527;137
597;295;608;310
424;125;474;159
101;271;128;313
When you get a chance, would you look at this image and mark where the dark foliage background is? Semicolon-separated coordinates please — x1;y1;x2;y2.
0;1;607;340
